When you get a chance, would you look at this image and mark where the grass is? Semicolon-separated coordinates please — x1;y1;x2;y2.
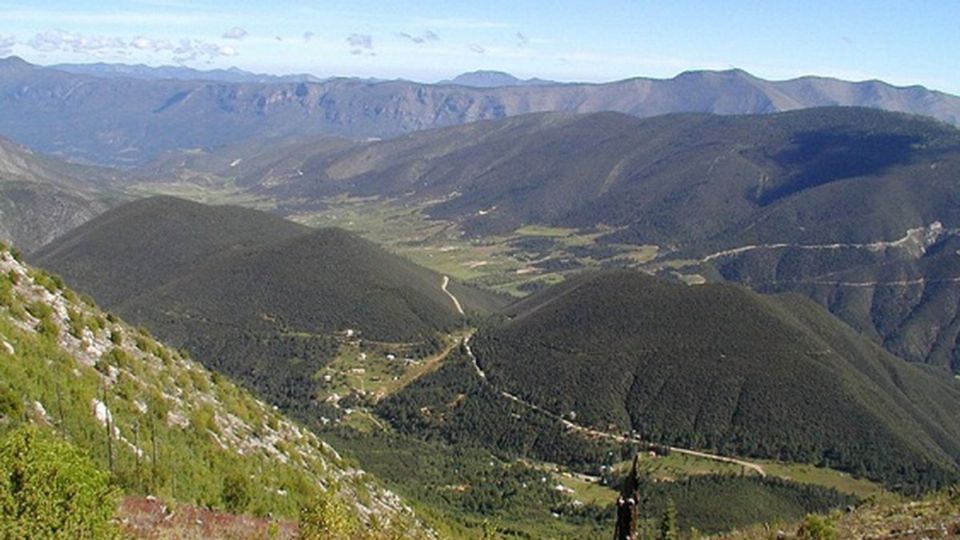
720;489;960;539
610;451;889;501
285;196;661;296
126;182;278;210
758;461;890;501
554;473;618;506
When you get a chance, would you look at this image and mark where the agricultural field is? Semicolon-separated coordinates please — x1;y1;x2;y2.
289;196;661;296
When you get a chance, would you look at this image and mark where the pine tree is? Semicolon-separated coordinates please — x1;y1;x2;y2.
659;499;678;540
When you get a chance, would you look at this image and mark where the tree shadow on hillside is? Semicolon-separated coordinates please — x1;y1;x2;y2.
753;131;922;206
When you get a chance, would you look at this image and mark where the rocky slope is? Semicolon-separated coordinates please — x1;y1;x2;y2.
0;246;430;534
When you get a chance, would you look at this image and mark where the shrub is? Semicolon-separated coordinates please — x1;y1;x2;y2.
298;488;357;540
797;513;838;540
35;318;59;341
67;309;86;338
0;426;120;539
0;385;22;421
221;471;252;514
30;271;63;294
135;334;155;354
0;277;12;308
24;301;53;321
109;329;123;346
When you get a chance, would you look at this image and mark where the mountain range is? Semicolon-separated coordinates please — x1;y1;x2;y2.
441;70;558;88
132;107;960;372
3;55;960;166
49;62;327;84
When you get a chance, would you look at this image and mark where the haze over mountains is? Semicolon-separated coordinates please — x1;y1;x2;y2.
49;62;327;84
3;56;960;166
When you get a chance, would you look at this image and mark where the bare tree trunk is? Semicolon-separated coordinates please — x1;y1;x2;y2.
614;455;642;540
102;383;113;475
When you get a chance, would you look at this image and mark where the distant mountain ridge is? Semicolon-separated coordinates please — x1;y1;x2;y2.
0;136;126;251
441;70;558;88
49;61;327;83
2;56;960;165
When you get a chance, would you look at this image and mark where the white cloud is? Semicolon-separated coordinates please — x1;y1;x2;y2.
0;34;16;56
346;33;374;56
398;30;440;45
303;31;315;43
172;38;238;63
469;43;485;55
222;26;248;40
24;29;238;64
27;29;126;54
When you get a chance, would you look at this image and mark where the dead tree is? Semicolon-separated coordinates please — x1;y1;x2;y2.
614;454;642;540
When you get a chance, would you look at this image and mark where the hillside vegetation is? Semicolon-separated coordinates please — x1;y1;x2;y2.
721;488;960;540
375;343;858;535
0;246;429;535
469;271;960;491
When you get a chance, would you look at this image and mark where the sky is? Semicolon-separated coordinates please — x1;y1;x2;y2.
1;0;959;93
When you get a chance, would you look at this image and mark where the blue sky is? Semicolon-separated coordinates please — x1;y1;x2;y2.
1;0;958;93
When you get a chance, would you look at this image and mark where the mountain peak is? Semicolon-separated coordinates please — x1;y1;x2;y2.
449;70;522;87
0;56;34;73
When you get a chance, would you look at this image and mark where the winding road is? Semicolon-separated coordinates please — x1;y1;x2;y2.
441;276;464;315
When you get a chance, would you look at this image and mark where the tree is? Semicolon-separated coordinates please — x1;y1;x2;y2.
0;426;120;539
658;499;678;540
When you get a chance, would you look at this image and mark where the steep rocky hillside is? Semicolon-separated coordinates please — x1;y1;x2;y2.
0;246;430;534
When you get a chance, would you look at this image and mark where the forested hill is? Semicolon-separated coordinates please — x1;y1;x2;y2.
471;270;960;490
30;195;504;430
